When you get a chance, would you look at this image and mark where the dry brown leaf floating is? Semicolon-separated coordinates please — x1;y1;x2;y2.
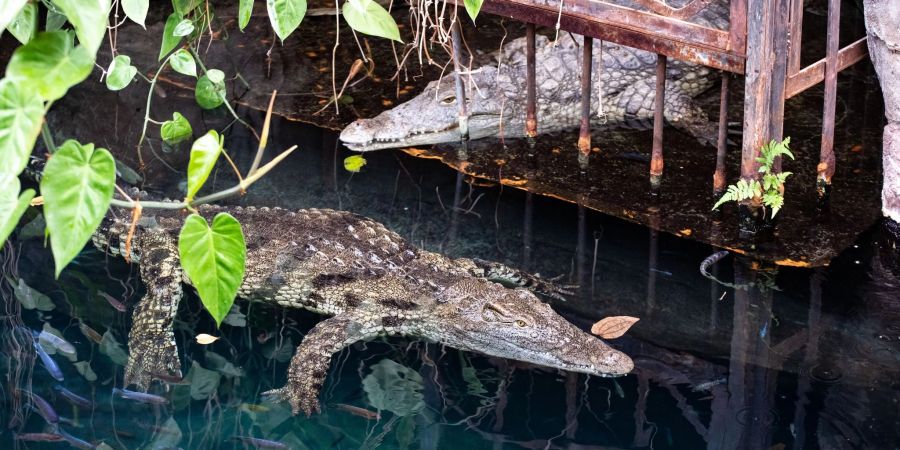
591;316;640;339
195;334;220;345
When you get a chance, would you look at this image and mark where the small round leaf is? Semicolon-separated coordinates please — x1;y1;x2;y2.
342;0;401;42
185;130;223;201
195;72;226;109
169;49;197;77
172;19;195;36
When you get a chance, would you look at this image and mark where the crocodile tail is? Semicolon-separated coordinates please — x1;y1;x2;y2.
124;228;183;389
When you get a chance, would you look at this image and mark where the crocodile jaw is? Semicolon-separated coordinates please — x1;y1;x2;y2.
341;115;502;152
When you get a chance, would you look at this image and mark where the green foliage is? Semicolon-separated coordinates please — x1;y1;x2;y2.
195;70;226;109
0;0;28;32
8;2;37;44
713;138;795;218
343;154;367;173
40;140;116;277
159;12;184;60
172;0;202;16
45;10;67;31
169;49;197;77
178;213;246;326
464;0;484;22
362;359;425;416
0;175;34;246
238;0;253;31
122;0;149;28
342;0;401;42
105;55;137;91
0;78;43;175
6;31;93;101
52;0;111;55
161;112;193;144
266;0;306;42
173;18;195;36
185;130;223;201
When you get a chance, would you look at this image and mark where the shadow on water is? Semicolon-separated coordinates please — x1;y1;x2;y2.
2;120;899;449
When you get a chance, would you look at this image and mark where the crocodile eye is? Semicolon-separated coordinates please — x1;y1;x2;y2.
515;320;528;328
440;95;456;105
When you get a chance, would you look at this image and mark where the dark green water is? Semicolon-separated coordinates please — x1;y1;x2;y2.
2;121;899;449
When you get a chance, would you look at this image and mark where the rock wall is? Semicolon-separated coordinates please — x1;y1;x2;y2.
864;0;900;222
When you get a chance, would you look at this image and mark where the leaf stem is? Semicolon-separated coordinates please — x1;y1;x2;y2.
137;56;172;167
40;122;57;154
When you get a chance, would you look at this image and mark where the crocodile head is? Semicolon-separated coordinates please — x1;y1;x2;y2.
432;279;633;377
340;67;512;151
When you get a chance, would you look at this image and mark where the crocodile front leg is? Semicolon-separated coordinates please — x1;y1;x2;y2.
462;258;575;300
262;311;374;415
124;228;183;389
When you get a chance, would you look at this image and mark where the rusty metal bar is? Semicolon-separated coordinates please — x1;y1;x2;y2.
450;20;468;140
461;0;744;73
713;73;730;195
650;54;666;188
817;0;841;197
578;36;593;158
787;0;804;75
525;23;537;138
785;37;868;99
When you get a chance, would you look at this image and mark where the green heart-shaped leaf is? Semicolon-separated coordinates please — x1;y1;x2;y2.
6;31;94;101
170;49;197;77
178;213;246;326
194;71;226;109
159;12;184;61
185;130;223;201
8;2;37;44
121;0;148;28
0;78;44;176
40;140;116;277
105;55;137;91
342;0;401;42
266;0;306;42
161;112;193;144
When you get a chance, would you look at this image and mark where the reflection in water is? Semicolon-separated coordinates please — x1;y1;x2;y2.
2;135;899;449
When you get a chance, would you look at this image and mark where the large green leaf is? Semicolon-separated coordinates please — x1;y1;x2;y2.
105;55;137;91
40;140;115;277
8;2;37;44
0;78;44;176
342;0;401;42
159;12;184;61
161;112;193;144
194;70;226;109
53;0;111;55
122;0;148;28
0;0;27;33
169;49;196;77
6;31;94;101
238;0;253;31
0;175;34;246
266;0;305;42
463;0;483;22
178;213;246;326
172;0;202;16
185;130;223;201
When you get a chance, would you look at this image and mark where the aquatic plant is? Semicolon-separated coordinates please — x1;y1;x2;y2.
0;0;403;324
713;137;795;219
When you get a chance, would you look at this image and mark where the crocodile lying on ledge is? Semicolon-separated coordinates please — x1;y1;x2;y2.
92;203;634;415
340;2;729;151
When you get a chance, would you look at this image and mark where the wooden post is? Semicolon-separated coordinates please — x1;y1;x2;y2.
451;20;468;140
650;55;667;189
769;0;790;173
578;36;593;162
817;0;841;198
525;23;537;139
714;73;730;195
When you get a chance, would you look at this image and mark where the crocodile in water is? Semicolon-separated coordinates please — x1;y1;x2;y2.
340;2;730;151
92;203;634;415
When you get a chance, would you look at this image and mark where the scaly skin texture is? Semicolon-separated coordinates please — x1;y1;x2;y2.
340;2;730;151
92;204;634;415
